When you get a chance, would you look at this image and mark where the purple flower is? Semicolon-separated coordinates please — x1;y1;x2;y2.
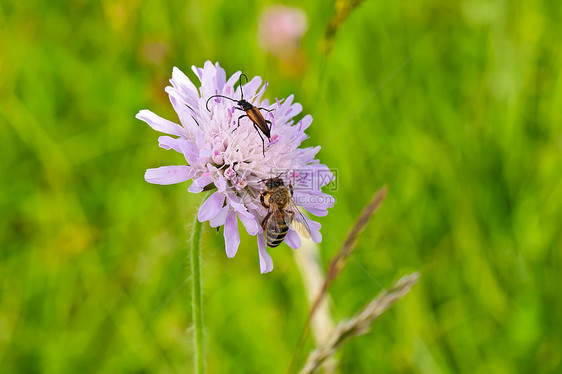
137;61;334;273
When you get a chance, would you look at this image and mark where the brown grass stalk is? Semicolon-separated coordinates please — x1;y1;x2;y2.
299;272;420;374
288;186;387;373
312;185;387;317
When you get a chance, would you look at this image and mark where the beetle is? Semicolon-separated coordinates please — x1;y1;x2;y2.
205;73;273;156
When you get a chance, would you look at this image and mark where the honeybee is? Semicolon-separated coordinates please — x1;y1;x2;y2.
260;177;311;247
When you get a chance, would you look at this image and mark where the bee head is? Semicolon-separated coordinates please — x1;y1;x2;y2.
265;177;284;189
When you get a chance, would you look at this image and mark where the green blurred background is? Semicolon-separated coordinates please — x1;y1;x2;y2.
1;0;561;372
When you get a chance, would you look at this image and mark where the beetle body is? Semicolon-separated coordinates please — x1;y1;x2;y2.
205;74;273;156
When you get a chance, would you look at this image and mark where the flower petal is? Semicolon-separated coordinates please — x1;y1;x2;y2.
228;199;260;236
171;66;199;97
214;176;227;192
214;62;226;92
298;114;313;132
225;71;242;92
167;90;200;134
158;136;182;153
136;110;185;136
293;191;335;216
198;191;225;222
188;175;213;193
257;233;273;273
303;215;322;243
224;210;240;258
200;61;218;99
284;229;301;249
237;211;260;236
144;166;192;185
210;206;229;227
288;102;303;118
180;138;199;165
239;76;262;100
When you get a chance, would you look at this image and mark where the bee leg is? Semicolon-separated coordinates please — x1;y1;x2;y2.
253;123;266;157
261;212;271;229
260;193;269;209
232;114;248;133
289;181;294;197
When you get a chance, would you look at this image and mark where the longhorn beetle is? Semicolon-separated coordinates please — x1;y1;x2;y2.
205;74;273;156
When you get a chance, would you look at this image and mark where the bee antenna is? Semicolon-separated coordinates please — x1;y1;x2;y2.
206;94;237;111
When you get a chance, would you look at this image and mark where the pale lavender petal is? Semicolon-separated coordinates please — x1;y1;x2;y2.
198;191;225;222
227;199;260;235
214;62;226;91
254;80;268;103
237;211;260;236
214;176;227;192
171;66;199;97
294;191;335;216
298;114;313;131
311;164;335;187
284;229;301;249
277;94;294;118
225;71;242;92
288;102;303;117
209;206;229;227
145;166;192;185
200;61;217;99
136;110;185;136
158;136;182;153
191;65;203;80
257;233;273;273
224;210;240;258
166;90;200;134
188;183;204;193
180;138;199;165
188;175;213;193
295;203;330;217
304;216;322;243
194;175;214;187
240;76;262;101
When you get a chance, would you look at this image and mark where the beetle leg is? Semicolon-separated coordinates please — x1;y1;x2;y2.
258;107;274;112
233;114;248;133
265;120;272;132
253;123;266;157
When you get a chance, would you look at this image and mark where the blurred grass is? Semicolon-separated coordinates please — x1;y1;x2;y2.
1;0;561;373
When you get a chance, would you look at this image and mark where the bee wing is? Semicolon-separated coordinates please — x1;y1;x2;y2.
263;204;285;235
286;200;311;239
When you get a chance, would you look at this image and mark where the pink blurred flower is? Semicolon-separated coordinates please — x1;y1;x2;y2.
137;61;334;273
258;5;308;58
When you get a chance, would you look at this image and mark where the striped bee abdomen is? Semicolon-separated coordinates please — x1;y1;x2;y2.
266;221;289;247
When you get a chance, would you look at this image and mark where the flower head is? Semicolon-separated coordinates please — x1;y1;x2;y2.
137;61;334;273
258;5;308;59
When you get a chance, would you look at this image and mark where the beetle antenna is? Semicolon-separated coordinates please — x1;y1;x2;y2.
206;94;238;111
239;73;248;101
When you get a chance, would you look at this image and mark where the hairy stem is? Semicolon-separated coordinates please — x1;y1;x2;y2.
191;200;206;374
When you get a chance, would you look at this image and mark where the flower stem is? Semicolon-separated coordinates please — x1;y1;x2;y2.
191;197;207;374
